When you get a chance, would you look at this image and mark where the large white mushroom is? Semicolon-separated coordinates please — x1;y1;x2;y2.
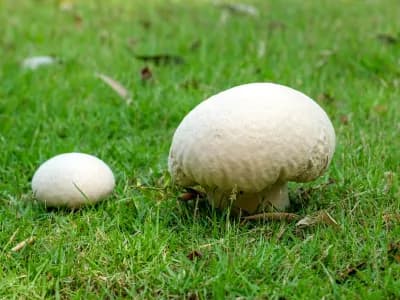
31;152;115;208
168;83;336;214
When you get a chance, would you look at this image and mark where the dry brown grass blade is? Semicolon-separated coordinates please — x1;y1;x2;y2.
11;237;35;252
95;73;132;104
243;212;300;222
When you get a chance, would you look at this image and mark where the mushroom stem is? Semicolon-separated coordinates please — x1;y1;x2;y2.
206;182;289;214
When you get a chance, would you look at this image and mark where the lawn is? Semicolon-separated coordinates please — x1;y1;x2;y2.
1;0;400;299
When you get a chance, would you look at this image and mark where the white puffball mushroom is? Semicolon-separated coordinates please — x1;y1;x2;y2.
168;83;336;214
31;153;115;208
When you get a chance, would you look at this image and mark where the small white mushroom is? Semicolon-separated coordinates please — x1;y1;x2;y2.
168;83;336;214
31;153;115;208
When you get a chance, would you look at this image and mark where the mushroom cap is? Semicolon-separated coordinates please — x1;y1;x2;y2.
168;83;336;193
31;152;115;208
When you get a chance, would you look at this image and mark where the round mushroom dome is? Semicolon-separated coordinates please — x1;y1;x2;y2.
168;83;336;214
32;152;115;208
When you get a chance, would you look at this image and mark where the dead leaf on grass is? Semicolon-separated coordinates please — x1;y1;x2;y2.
133;54;184;65
296;211;339;229
187;250;203;260
95;73;132;104
340;115;349;125
388;242;400;263
187;292;199;300
336;262;367;283
243;212;300;222
11;237;35;252
384;213;400;230
140;66;153;81
74;14;83;28
376;33;399;45
383;213;400;224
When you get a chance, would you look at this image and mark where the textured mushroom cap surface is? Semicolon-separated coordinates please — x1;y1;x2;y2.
32;153;115;208
168;83;335;193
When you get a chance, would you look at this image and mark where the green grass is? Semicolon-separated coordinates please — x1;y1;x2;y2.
1;0;400;298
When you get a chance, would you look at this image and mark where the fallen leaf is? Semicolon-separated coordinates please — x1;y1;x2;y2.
336;262;367;283
22;56;56;70
219;3;259;17
187;292;199;300
95;73;132;104
139;20;151;29
376;33;398;45
296;211;339;229
140;66;152;81
340;115;349;125
11;237;35;252
74;14;83;28
384;213;400;231
187;250;203;260
243;212;300;222
133;54;184;65
383;213;400;224
388;242;400;263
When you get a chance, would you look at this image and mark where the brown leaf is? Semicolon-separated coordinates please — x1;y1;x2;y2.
187;250;203;260
140;66;152;81
376;33;399;45
296;211;339;229
133;54;184;65
139;20;151;30
340;115;349;125
388;242;400;263
95;73;132;104
243;212;300;222
187;292;199;300
336;262;367;283
11;237;35;252
383;213;400;225
74;14;83;28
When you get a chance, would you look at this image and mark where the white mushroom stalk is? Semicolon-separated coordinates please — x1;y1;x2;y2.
168;83;336;214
